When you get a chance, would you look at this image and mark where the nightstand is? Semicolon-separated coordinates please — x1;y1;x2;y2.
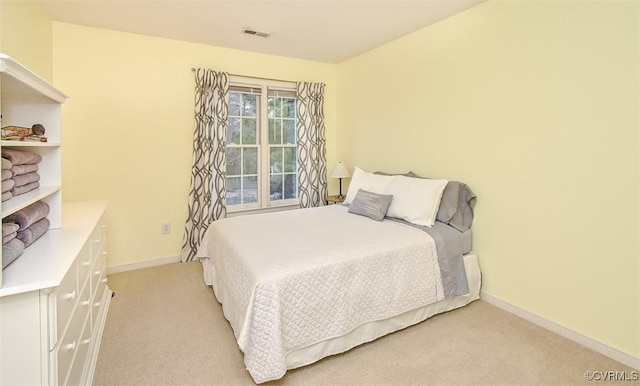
326;195;346;205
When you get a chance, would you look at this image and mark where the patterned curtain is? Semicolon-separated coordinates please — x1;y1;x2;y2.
181;69;229;262
296;82;327;208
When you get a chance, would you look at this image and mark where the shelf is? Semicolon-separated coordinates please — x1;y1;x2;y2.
1;186;61;218
0;54;67;103
0;53;66;290
1;141;61;147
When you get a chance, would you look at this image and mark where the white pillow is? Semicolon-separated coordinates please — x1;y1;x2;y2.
384;175;449;227
344;167;394;205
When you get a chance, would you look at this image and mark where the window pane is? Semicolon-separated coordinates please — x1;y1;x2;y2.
284;173;297;199
270;174;283;201
283;98;295;118
226;147;241;175
243;147;258;175
273;98;282;118
228;117;241;144
283;147;296;173
268;119;282;145
243;94;257;116
270;147;283;173
283;119;296;144
229;93;242;116
242;118;257;144
268;120;278;144
226;177;241;205
268;98;275;119
243;176;258;204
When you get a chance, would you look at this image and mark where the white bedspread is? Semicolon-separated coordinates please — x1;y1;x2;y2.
197;205;445;383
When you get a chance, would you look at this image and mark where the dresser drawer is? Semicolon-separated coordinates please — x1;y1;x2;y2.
65;316;92;386
92;263;108;326
90;255;107;301
53;281;90;385
89;215;107;264
77;241;92;290
49;261;78;350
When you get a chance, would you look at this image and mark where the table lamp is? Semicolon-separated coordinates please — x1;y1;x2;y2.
330;162;351;198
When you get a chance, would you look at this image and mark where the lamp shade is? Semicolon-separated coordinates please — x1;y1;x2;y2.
330;162;351;178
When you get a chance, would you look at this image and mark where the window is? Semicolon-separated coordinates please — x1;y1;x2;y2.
226;77;298;211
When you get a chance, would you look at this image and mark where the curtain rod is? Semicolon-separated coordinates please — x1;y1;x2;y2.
190;68;298;84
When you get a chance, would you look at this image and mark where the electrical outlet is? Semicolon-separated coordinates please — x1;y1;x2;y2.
161;222;171;234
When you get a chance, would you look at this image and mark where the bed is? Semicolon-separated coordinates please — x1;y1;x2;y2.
197;168;480;383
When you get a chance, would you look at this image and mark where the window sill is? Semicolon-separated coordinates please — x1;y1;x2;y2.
226;203;300;218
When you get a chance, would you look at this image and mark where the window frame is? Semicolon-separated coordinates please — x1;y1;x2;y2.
226;76;299;213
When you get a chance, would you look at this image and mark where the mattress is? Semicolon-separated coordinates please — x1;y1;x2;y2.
197;205;480;383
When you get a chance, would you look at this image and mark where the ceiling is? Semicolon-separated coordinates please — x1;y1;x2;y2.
39;0;485;64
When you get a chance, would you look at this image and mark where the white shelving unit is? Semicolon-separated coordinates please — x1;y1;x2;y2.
0;53;66;287
0;54;112;386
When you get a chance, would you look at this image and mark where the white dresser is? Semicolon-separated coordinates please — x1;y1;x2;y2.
0;201;112;385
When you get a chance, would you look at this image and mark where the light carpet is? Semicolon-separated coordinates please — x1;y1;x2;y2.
93;262;636;385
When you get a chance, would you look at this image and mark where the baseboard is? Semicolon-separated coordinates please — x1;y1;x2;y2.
480;291;639;371
107;255;181;274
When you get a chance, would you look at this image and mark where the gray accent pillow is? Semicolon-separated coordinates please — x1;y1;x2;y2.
348;189;393;221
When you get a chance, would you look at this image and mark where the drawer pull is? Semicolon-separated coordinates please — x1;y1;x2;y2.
64;341;76;351
82;260;91;267
94;270;101;276
101;278;108;284
93;239;100;244
93;302;100;308
81;338;91;345
102;251;108;256
81;299;91;307
101;224;107;229
64;291;76;301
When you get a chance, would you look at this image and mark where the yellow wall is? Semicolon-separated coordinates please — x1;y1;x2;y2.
51;22;338;268
0;0;53;81
337;1;639;358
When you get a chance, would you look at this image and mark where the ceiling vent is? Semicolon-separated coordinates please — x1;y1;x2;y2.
243;28;270;38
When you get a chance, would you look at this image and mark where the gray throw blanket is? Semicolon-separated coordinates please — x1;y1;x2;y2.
12;172;40;188
1;149;42;166
17;217;50;247
2;179;15;193
1;157;12;170
2;191;12;202
1;170;12;180
3;231;17;244
11;181;39;196
2;238;25;269
10;163;38;176
4;200;50;231
2;223;19;237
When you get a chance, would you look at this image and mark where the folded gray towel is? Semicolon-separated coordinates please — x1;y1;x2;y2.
2;191;12;202
3;231;16;245
1;149;41;166
4;200;50;231
2;178;15;193
2;170;12;181
2;238;25;269
2;223;19;236
1;157;12;170
12;172;40;188
11;181;39;196
10;163;38;177
17;217;49;248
